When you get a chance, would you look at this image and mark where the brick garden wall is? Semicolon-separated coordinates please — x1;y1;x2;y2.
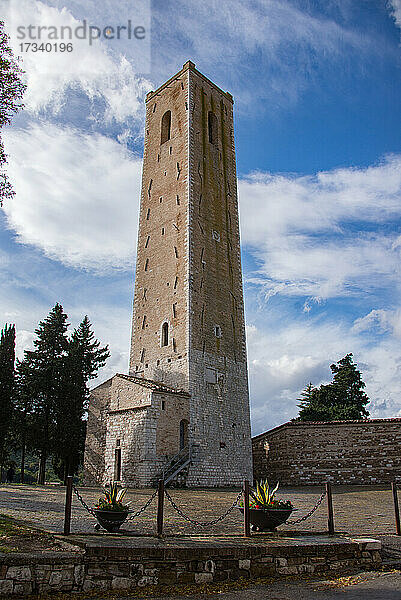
252;418;401;485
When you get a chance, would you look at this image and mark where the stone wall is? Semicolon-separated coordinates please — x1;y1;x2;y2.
0;538;382;596
252;418;401;485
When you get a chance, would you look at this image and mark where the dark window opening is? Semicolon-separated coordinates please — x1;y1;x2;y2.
144;259;149;271
162;400;166;410
116;439;121;446
146;208;150;220
161;322;169;346
145;235;150;248
161;110;171;144
114;448;121;480
180;419;189;450
208;111;218;145
161;227;165;235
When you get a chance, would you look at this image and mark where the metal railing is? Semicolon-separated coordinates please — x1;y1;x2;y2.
161;444;192;485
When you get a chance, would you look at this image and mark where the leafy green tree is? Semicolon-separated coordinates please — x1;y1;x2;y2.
0;21;26;205
52;316;109;482
0;324;15;476
297;353;370;422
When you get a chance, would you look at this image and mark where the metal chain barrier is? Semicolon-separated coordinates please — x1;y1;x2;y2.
73;485;97;517
126;488;158;520
72;485;157;526
285;489;327;525
165;488;243;527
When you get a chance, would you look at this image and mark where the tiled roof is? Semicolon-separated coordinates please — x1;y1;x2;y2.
116;373;190;396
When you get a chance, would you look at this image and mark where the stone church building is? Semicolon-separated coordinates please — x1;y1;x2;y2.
84;61;253;487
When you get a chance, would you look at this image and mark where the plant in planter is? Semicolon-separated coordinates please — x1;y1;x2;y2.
93;482;130;532
239;480;293;532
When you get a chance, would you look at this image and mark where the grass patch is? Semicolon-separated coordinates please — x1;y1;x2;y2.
0;513;62;554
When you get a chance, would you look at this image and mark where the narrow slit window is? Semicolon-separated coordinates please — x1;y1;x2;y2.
114;448;121;481
146;208;150;220
174;277;178;289
162;400;166;410
144;258;149;271
174;246;178;258
152;103;157;113
172;303;177;318
140;348;145;363
176;195;180;205
208;111;218;145
161;227;165;235
145;235;150;248
161;322;169;347
161;110;171;144
141;315;146;329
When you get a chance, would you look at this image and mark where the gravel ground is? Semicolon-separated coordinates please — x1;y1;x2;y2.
0;483;400;543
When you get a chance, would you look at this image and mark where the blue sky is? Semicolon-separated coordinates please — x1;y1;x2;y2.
2;0;401;434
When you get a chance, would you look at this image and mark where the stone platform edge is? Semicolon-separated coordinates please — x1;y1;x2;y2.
0;535;382;596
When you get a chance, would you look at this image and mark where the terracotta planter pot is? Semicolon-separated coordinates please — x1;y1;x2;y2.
93;509;128;532
240;507;293;531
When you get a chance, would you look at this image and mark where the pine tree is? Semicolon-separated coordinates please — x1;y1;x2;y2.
0;324;15;476
52;316;109;482
22;304;69;484
297;354;370;422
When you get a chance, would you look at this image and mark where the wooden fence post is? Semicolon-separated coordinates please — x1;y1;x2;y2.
157;479;165;538
392;482;401;536
63;475;73;535
243;479;250;538
326;482;335;535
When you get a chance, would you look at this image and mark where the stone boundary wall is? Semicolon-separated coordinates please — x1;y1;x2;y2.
0;539;381;596
252;418;401;485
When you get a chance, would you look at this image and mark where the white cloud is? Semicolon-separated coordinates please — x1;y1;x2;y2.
4;0;151;123
3;122;142;271
389;0;401;34
247;318;401;435
239;155;401;301
152;0;368;109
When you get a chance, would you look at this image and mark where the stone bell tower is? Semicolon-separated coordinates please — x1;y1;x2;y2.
84;61;252;487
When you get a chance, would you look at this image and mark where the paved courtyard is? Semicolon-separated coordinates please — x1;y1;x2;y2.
0;483;399;542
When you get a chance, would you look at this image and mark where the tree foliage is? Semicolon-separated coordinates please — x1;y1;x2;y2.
0;323;16;471
15;305;109;483
297;353;370;422
0;20;26;205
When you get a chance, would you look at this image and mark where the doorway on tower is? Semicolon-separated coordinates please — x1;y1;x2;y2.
179;419;189;450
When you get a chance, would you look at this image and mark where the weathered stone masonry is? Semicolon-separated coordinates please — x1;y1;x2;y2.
84;61;252;487
0;538;382;596
252;418;401;485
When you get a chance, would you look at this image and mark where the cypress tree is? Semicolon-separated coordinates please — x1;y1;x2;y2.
0;323;15;477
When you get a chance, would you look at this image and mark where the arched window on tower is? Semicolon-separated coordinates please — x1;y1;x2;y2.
208;111;218;145
161;322;169;346
161;110;171;144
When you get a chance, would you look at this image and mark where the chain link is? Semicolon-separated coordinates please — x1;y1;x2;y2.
285;490;327;525
72;485;97;517
126;489;158;520
165;488;243;527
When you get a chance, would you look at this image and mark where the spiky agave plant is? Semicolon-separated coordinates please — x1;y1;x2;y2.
240;480;292;510
94;482;131;512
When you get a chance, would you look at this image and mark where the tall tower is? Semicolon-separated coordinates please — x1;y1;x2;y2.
84;62;252;487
